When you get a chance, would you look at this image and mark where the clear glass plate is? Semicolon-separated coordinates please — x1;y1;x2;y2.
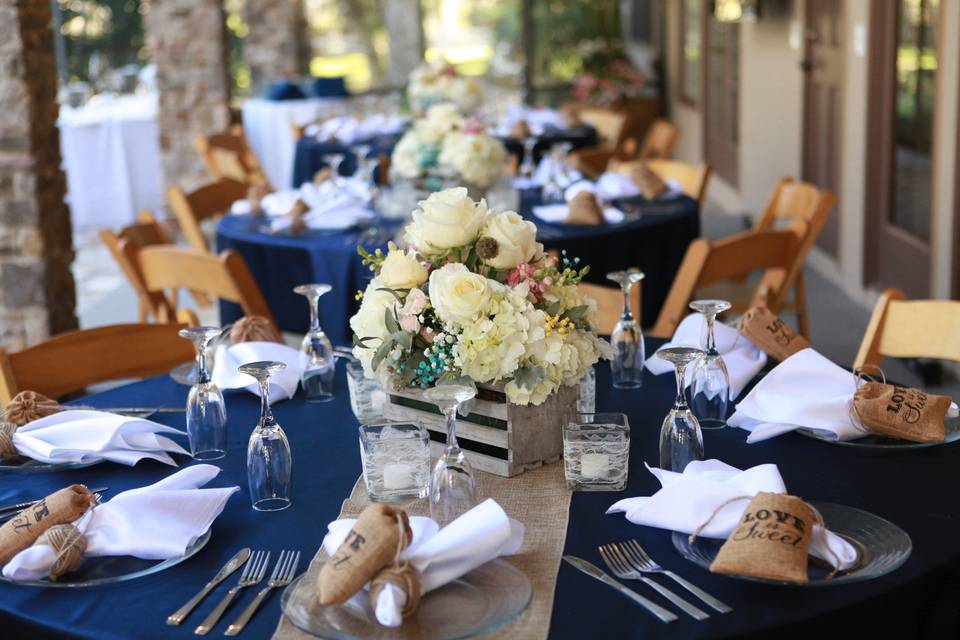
672;501;912;586
797;416;960;449
0;456;99;473
170;362;199;386
0;530;211;588
280;558;532;639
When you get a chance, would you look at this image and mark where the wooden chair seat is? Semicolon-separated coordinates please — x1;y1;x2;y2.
168;178;248;253
578;279;642;336
0;323;195;404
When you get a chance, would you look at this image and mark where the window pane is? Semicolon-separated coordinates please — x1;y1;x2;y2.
682;0;701;101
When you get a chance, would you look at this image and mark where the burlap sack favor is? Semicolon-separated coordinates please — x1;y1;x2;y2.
854;381;951;443
312;167;333;185
318;503;412;606
5;390;64;427
36;523;87;580
229;315;283;344
509;119;531;140
565;191;605;225
740;306;811;361
287;199;310;234
708;492;817;584
247;184;271;217
627;163;669;200
0;485;94;565
369;562;422;619
0;422;18;459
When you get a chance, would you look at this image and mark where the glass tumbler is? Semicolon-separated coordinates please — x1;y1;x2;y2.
563;413;630;491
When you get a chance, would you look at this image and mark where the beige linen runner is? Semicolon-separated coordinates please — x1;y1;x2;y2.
273;462;572;640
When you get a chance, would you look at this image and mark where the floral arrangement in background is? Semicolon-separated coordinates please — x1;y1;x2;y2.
350;188;611;406
571;56;646;106
407;60;482;114
391;103;507;189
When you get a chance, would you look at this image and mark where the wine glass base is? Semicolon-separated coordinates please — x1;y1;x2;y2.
304;393;335;403
698;419;727;431
252;497;292;512
192;449;226;461
612;380;643;389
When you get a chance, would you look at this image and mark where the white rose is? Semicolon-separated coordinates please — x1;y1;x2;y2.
429;263;499;325
379;247;428;289
404;187;489;254
349;278;397;376
480;210;540;270
415;103;464;144
391;131;425;179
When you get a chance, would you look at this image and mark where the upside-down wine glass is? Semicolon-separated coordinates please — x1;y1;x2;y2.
294;284;336;402
687;299;733;430
656;346;705;472
179;326;228;460
607;270;646;389
519;136;538;178
425;379;478;526
240;361;293;511
327;153;346;188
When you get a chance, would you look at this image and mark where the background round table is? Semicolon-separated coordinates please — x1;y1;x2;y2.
290;134;401;188
1;350;958;638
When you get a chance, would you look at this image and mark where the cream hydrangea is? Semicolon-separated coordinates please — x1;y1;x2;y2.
414;103;464;144
453;283;537;382
391;130;429;180
479;210;541;270
405;187;489;254
438;131;507;189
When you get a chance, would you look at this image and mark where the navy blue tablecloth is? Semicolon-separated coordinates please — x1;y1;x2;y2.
291;135;401;188
500;125;598;166
3;349;960;638
519;188;700;327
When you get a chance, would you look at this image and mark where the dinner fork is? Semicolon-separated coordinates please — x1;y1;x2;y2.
598;544;710;620
619;540;732;614
224;550;300;636
194;550;270;635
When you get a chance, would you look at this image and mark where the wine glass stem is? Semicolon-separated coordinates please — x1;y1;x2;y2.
445;407;459;451
258;379;274;425
197;347;210;384
621;282;633;321
309;295;321;334
674;363;689;410
705;313;717;353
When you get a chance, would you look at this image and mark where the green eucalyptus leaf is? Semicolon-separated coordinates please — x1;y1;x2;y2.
384;307;401;334
372;338;395;371
513;364;546;391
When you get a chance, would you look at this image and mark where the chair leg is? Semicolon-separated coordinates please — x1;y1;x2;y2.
794;272;810;340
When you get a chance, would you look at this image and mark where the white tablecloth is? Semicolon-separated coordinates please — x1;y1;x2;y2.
241;97;351;189
58;93;165;231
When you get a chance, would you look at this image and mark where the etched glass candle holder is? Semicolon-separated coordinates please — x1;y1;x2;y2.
358;422;431;502
563;413;630;491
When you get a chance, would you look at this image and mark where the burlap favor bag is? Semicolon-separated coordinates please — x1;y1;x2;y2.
369;562;422;619
709;492;816;583
247;184;270;217
565;192;605;225
5;390;64;427
854;381;951;443
318;503;412;605
287;199;310;234
509;119;531;140
229;316;283;344
740;306;810;361
0;485;94;565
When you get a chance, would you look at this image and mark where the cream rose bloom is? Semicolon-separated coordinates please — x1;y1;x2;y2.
379;247;428;289
391;130;425;179
429;263;499;325
480;210;541;270
404;187;489;254
349;278;397;376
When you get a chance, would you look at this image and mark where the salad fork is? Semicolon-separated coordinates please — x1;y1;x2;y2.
194;550;270;635
598;544;709;620
619;540;732;613
224;550;300;636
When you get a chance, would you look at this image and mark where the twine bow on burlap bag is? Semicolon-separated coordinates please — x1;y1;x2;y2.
850;366;953;443
36;523;88;581
229;316;283;345
0;485;95;567
0;391;67;459
739;306;811;362
368;516;422;619
318;503;413;606
689;492;840;584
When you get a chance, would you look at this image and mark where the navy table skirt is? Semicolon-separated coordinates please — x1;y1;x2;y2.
2;348;960;638
290;134;401;188
500;125;598;166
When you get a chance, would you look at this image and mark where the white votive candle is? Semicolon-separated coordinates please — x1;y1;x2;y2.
383;463;413;489
580;453;609;479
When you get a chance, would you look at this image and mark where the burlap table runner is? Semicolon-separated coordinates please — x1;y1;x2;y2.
272;462;572;640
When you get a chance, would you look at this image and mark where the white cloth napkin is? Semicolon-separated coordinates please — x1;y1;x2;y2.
607;459;858;570
3;464;239;581
728;348;959;443
11;410;187;466
563;174;683;203
531;203;624;225
212;342;302;403
645;313;767;399
497;106;566;137
230;182;375;231
514;155;583;190
321;499;524;627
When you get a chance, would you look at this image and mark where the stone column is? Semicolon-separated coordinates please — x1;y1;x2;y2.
0;0;78;349
144;0;231;190
384;0;424;87
245;0;308;90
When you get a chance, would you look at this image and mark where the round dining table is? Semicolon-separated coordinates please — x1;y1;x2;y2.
1;344;958;638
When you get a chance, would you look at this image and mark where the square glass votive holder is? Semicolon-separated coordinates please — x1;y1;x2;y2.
347;360;386;422
563;413;630;491
359;422;431;502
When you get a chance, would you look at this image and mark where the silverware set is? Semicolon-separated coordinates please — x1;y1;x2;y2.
167;548;300;635
0;487;109;522
564;539;732;624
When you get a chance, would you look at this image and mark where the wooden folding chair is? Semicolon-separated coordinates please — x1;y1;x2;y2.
122;243;276;328
99;211;174;322
194;129;270;188
644;160;712;204
854;289;960;371
568;108;630;178
652;220;808;338
579;279;641;336
0;323;195;404
167;178;248;253
694;177;835;339
638;118;681;160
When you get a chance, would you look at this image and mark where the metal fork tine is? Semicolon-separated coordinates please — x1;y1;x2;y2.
599;545;627;577
608;544;636;575
287;551;300;582
626;540;654;568
619;541;647;570
269;551;286;582
255;552;271;581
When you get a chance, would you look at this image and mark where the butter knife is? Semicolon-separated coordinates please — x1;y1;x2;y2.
563;555;677;623
167;548;251;625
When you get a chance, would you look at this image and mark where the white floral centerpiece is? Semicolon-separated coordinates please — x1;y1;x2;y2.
407;60;482;114
391;103;507;192
350;187;611;407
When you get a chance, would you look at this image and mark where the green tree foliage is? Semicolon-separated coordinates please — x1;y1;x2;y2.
58;0;146;83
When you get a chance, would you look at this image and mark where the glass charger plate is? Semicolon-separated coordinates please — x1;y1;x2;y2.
672;501;911;586
0;456;99;473
797;416;960;450
280;559;532;639
0;530;211;588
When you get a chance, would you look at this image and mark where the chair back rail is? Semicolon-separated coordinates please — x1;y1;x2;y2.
644;160;712;204
167;178;248;253
639;118;681;160
579;280;642;336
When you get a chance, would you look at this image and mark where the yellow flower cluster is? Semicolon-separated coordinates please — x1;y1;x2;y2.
544;313;575;337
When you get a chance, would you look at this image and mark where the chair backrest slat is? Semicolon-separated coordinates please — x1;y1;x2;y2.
578;280;642;335
578;108;628;151
167;178;248;253
639;118;681;160
644;160;712;204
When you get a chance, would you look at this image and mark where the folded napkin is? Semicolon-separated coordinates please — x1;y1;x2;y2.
645;313;767;399
3;464;238;581
728;348;959;443
498;107;565;137
514;155;583;190
564;174;683;204
11;410;187;466
532;203;624;225
212;341;302;403
269;181;375;232
321;499;524;627
607;459;858;570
